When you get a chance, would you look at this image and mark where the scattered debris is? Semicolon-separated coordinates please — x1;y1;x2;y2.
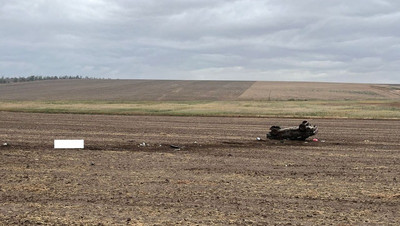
139;142;147;147
256;137;261;141
194;141;198;144
267;121;318;141
90;162;95;166
2;143;8;146
364;140;370;143
170;145;180;149
313;138;319;142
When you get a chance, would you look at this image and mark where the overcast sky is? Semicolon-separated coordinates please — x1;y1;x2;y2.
1;0;399;83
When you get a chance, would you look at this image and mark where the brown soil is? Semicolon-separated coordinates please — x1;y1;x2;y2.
0;112;399;225
239;82;400;100
1;80;399;101
0;80;254;101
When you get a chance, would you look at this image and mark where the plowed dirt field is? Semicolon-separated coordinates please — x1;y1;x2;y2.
1;112;399;225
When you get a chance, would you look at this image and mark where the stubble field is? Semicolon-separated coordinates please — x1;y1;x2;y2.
1;112;399;225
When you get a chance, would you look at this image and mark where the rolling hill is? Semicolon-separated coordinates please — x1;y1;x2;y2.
0;79;399;101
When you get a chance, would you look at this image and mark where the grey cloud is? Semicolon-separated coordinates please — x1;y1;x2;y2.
0;0;399;83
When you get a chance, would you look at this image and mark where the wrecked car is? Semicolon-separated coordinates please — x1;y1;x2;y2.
267;121;318;140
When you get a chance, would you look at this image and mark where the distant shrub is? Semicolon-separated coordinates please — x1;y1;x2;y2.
0;75;100;83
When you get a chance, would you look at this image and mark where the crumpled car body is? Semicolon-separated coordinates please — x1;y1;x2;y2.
267;121;318;140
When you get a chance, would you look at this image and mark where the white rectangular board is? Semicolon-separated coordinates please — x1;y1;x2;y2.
54;140;84;149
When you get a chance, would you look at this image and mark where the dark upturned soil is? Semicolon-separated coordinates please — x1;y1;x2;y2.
0;112;399;225
0;80;254;101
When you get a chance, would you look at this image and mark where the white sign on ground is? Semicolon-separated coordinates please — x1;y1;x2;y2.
54;140;84;149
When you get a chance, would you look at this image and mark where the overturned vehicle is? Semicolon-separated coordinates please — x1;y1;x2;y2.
267;121;318;140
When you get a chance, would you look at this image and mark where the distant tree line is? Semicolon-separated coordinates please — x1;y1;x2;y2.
0;75;100;84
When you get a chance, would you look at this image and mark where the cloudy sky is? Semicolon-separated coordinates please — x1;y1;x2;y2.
1;0;399;83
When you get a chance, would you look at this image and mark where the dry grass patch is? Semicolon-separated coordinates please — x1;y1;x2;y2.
1;100;400;119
